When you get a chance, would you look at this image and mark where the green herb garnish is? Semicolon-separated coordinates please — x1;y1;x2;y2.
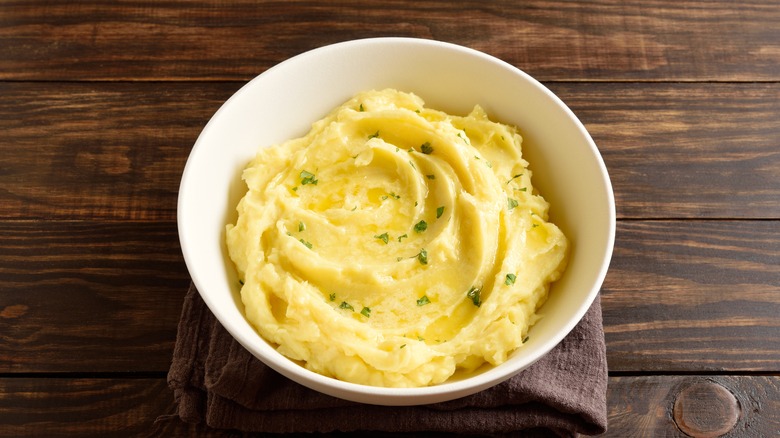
368;130;380;139
388;192;400;200
417;295;431;306
397;234;408;242
507;198;519;210
436;206;444;219
466;286;482;307
400;344;406;349
339;301;354;311
300;170;318;186
507;173;523;184
329;293;336;301
417;248;428;265
420;142;433;154
299;239;313;249
360;307;371;317
505;273;517;286
426;174;435;180
523;336;530;343
298;221;305;232
374;232;389;244
359;103;365;112
414;220;428;233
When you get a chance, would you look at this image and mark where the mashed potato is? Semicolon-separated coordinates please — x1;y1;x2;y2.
226;89;568;387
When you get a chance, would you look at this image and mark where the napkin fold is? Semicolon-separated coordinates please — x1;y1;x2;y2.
167;284;607;437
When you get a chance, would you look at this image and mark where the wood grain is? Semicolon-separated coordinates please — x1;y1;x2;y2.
0;1;778;82
0;82;235;221
2;82;779;221
550;82;780;219
0;376;777;437
0;221;189;373
604;220;780;372
0;378;175;438
606;376;780;437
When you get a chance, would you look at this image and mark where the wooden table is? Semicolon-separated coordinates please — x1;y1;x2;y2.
1;1;778;436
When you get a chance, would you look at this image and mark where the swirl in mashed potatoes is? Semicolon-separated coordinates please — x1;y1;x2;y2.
226;89;568;387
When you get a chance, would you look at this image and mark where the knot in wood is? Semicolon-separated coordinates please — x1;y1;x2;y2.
673;380;740;438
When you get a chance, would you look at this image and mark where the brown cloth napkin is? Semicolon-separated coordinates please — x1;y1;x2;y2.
167;284;608;437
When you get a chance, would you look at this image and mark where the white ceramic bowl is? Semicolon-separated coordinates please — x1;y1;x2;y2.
178;37;615;406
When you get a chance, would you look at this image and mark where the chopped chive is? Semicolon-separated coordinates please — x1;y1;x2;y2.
400;344;406;349
466;286;482;307
417;248;428;265
414;220;428;233
397;233;408;242
300;170;318;186
360;307;371;317
298;221;305;232
339;301;354;311
507;198;519;210
507;173;523;184
368;131;379;139
436;206;444;219
426;174;435;180
420;142;433;154
359;103;365;112
374;232;389;244
388;192;400;200
329;293;336;301
299;239;313;249
523;336;530;343
505;273;517;286
417;295;431;306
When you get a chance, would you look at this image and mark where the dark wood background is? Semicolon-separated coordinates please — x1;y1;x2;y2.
1;1;778;436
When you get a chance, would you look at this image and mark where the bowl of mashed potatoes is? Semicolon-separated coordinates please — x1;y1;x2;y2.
178;38;615;406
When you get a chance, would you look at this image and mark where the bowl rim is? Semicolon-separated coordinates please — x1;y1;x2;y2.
178;37;616;405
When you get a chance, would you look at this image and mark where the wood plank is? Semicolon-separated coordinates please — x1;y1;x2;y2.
1;220;777;373
548;82;780;219
604;220;780;372
0;220;190;373
605;375;780;437
0;82;236;221
2;82;779;221
0;1;778;82
0;378;176;438
0;376;777;437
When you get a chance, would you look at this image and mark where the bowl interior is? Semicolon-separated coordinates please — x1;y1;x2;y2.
178;37;615;405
